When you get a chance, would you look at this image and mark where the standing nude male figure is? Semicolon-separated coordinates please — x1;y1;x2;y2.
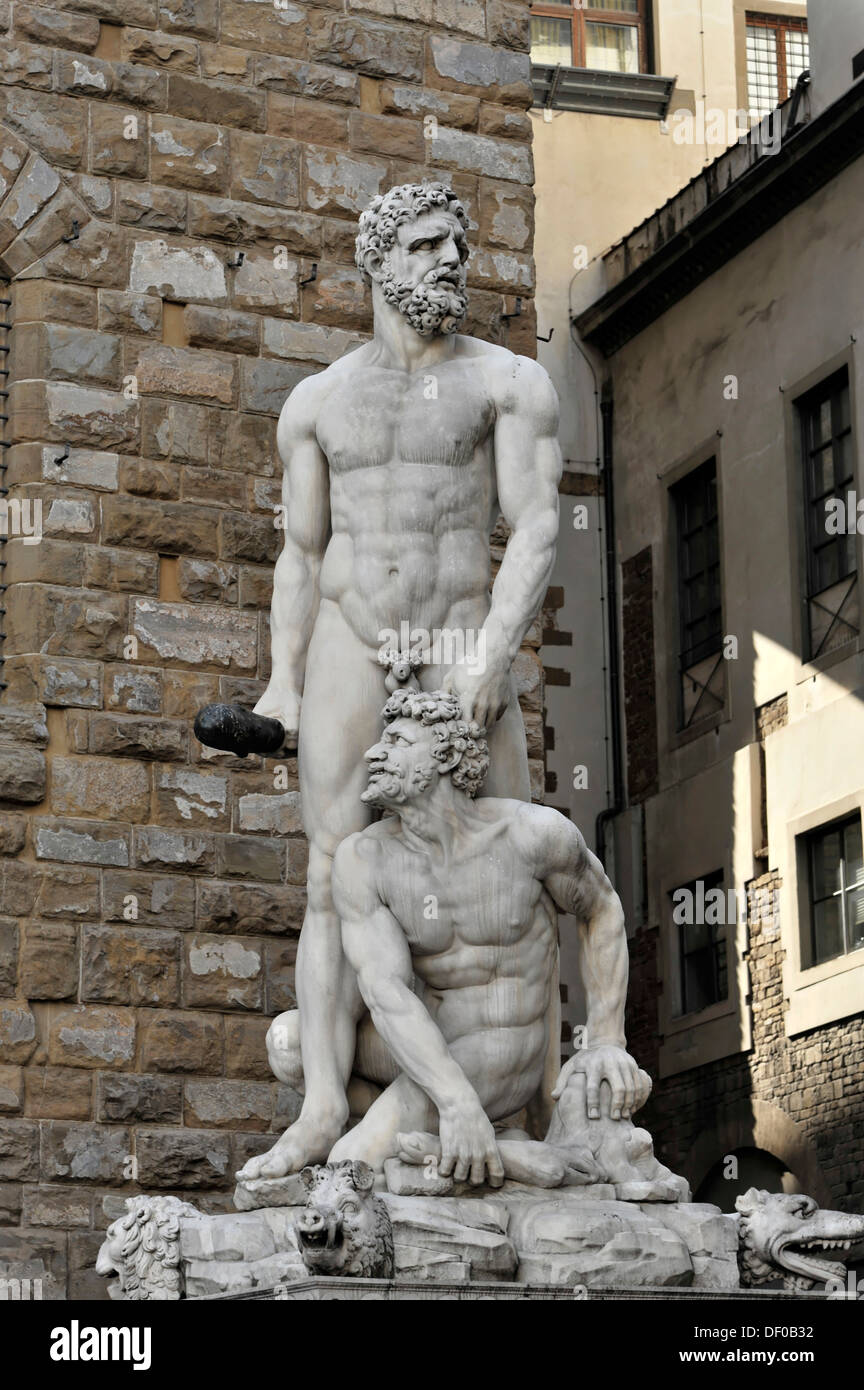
216;184;562;1180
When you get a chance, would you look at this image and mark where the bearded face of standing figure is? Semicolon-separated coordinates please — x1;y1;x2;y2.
354;182;470;337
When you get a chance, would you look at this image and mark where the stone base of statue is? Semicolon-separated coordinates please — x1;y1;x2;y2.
93;1070;864;1299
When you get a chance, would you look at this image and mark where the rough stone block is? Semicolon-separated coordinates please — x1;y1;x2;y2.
12;322;117;387
0;1065;22;1113
348;112;426;162
0;88;86;168
220;0;307;56
184;304;260;355
132;598;258;670
0;1118;39;1180
183;935;263;1010
230;249;300;315
240;358;312;415
12;280;98;329
304;145;388;217
201;42;253;79
140;1010;223;1073
379;81;479;129
253;53;357;105
216;834;283;883
116;181;187;231
155;765;230;829
40;1121;130;1185
84;545;159;593
102;868;195;931
306;260;370;329
130;236;227;302
89;104;149;177
0;746;45;804
163;670;220;720
98;289;163;337
168;73;266;130
230;131;300;209
122;26;199;70
0;40;54;93
82;925;181;1006
22;1186;92;1230
0;862;40;918
312;17;424;81
48;1004;136;1070
0;155;60;248
135;343;238;407
24;1067;92;1121
236;790;302;836
12;380;138;453
0;1002;36;1066
97;1073;183;1124
39;220;129;289
6;581;126;661
150;115;229;191
0;819;27;858
104;665;163;714
136;1127;231;1189
133;826;215;874
102;495;220;555
55;53;167;109
184;1079;272;1131
224;1016;273;1080
196;880;304;936
19;923;79;1001
34;818;130;868
263;939;297;1013
141;399;210;463
88;713;186;761
51;755;151;821
177;554;239;601
428;35;532;105
209;410;277;470
34;866;100;921
219;511;279;563
1;655;102;710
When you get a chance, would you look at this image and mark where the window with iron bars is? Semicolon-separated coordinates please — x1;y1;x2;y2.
804;814;864;967
530;0;651;75
672;458;725;729
746;11;809;118
798;367;857;661
673;869;729;1016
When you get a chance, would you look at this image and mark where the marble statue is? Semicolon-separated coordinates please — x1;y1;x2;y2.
295;1161;394;1279
195;182;564;1179
95;1186;864;1298
321;685;650;1182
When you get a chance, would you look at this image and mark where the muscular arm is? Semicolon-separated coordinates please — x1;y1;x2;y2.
253;376;330;735
488;357;562;671
527;809;628;1049
332;835;486;1119
444;355;561;728
520;806;650;1120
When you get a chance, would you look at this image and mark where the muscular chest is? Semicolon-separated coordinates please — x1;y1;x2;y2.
383;847;542;956
319;367;495;475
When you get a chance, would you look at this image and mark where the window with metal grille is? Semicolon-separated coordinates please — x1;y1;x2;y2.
673;869;729;1016
672;459;725;728
746;12;809;117
798;367;857;660
804;815;864;967
530;1;650;74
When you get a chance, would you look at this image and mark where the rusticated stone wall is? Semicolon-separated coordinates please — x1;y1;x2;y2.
0;0;540;1298
626;871;864;1214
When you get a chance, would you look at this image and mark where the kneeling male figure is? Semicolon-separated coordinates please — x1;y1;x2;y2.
327;689;649;1184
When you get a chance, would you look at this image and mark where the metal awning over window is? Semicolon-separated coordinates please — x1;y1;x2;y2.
532;64;676;119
